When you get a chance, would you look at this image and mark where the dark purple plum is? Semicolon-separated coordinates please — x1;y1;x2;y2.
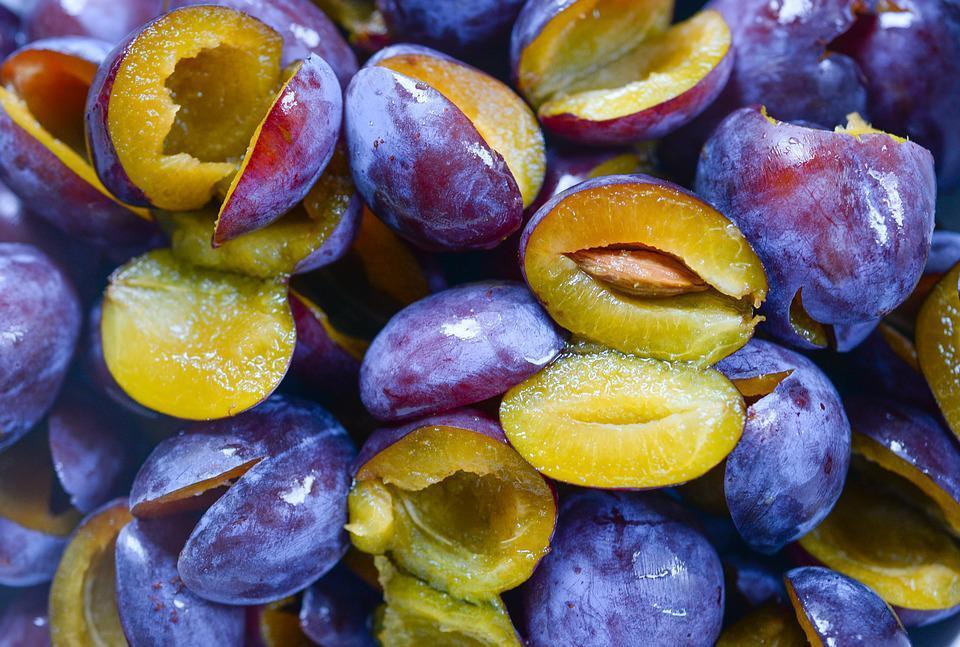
785;566;910;646
299;565;379;647
0;517;67;587
24;0;162;44
377;0;524;55
895;604;960;628
0;585;51;645
360;281;564;422
696;106;936;350
717;339;851;553
847;325;935;410
289;290;365;399
520;490;724;647
722;552;787;622
115;514;245;646
0;5;18;58
0;243;80;451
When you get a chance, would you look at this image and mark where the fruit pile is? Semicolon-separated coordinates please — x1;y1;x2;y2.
0;0;958;645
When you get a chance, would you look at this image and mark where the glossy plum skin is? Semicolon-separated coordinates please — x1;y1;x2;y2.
0;585;51;645
24;0;162;44
0;243;80;452
360;281;564;421
345;47;526;252
717;339;851;553
377;0;524;54
519;490;724;647
785;567;910;646
299;565;379;647
695;107;936;350
0;516;67;586
116;514;246;646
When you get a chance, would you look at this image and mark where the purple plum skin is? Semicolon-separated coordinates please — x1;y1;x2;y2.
723;552;786;621
299;565;379;647
345;46;525;252
785;566;910;646
0;5;19;58
24;0;162;44
115;514;245;647
177;420;355;605
895;604;960;628
359;280;564;422
0;243;80;452
0;516;66;587
0;585;51;646
294;192;362;275
845;397;960;509
47;388;132;514
213;54;343;244
289;292;362;399
168;0;358;87
519;490;724;647
926;229;960;276
377;0;524;54
848;328;935;410
695;106;936;350
717;339;851;553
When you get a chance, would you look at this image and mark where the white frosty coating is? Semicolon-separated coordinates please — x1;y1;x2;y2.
62;0;88;17
441;318;482;340
280;474;315;505
394;74;431;104
289;23;321;48
773;0;813;23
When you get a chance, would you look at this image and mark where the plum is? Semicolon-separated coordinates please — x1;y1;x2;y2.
299;565;379;647
0;37;156;248
519;490;724;647
377;0;524;55
346;409;556;601
521;174;766;364
916;259;960;440
696;107;936;350
0;517;67;587
785;566;910;646
48;500;131;646
115;514;245;646
511;0;733;144
716;339;851;553
345;44;545;251
847;323;935;410
24;0;162;43
100;250;296;420
0;585;51;645
0;243;80;451
501;349;745;488
722;552;787;621
0;4;18;58
314;0;390;53
716;602;807;646
87;5;342;239
359;281;563;422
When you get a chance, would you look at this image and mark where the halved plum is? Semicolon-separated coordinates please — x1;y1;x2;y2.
346;409;556;601
374;557;521;647
0;517;68;587
0;38;155;247
87;5;342;241
696;107;937;350
48;500;131;647
100;249;296;420
511;0;732;143
716;603;807;647
499;349;745;488
917;260;960;440
346;44;545;251
521;174;766;364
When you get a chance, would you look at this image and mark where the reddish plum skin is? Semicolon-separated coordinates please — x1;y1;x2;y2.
299;565;379;647
360;281;564;422
116;515;246;647
214;55;343;244
24;0;162;44
0;516;67;587
0;586;51;645
345;49;524;252
377;0;524;55
520;490;724;647
289;293;362;399
168;0;358;86
785;567;910;646
47;389;132;514
177;424;355;605
695;106;936;350
0;243;80;452
717;340;850;553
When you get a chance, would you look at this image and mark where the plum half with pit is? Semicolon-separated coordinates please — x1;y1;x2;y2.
346;409;556;601
511;0;733;144
345;44;545;251
519;490;725;647
359;280;564;422
696;107;936;350
521;174;766;365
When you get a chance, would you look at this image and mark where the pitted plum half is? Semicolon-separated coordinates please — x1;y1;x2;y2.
499;349;745;489
49;500;131;646
346;410;556;602
100;249;296;420
511;0;733;143
346;44;545;251
0;38;154;247
87;5;342;242
374;557;521;647
917;260;960;441
520;174;766;364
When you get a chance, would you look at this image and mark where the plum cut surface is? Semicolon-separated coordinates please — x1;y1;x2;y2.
917;260;960;441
